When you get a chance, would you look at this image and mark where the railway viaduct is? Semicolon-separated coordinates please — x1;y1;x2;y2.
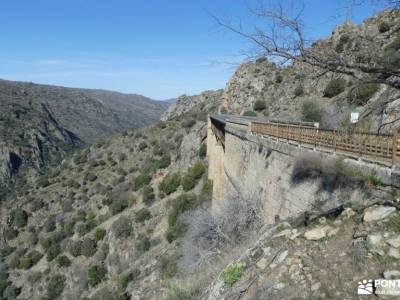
207;114;400;224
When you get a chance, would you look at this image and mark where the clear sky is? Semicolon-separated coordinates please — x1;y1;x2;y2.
0;0;383;99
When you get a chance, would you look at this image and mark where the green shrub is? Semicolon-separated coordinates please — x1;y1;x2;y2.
46;274;65;299
133;174;152;191
46;243;61;261
243;110;256;117
379;21;391;33
41;230;67;251
9;208;28;228
348;83;379;105
4;228;18;240
168;194;197;226
188;163;205;180
135;208;152;224
119;269;140;290
109;198;129;215
324;78;346;98
94;228;107;242
294;84;304;97
199;143;207;159
142;185;155;205
387;37;400;51
57;255;71;268
199;179;213;203
275;73;283;83
155;154;171;169
2;284;20;299
221;263;244;286
135;235;151;254
166;193;197;242
368;175;383;187
18;250;43;269
44;215;57;233
62;199;73;212
80;238;97;257
253;99;266;111
0;280;10;298
37;177;51;188
165;221;186;243
118;153;127;161
182;119;196;128
88;265;107;287
138;142;148;150
85;172;98;182
68;240;82;257
112;217;132;238
74;152;88;164
181;175;196;191
0;246;15;258
160;255;177;278
335;34;350;52
301;101;323;123
31;199;45;211
159;173;181;195
27;272;42;284
76;219;96;237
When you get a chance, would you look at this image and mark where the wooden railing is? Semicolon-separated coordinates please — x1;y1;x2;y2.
251;121;399;166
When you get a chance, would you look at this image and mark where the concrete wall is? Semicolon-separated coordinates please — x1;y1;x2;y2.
207;118;398;225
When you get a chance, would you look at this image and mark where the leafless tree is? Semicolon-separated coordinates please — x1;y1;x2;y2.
179;194;264;272
214;0;400;89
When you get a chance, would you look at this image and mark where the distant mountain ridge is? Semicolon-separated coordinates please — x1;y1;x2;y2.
0;79;170;188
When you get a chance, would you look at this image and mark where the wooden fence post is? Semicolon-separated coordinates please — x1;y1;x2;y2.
314;127;317;148
392;129;398;166
333;130;336;152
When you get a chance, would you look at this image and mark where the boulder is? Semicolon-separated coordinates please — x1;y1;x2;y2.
363;206;396;222
387;236;400;248
367;234;383;247
388;248;400;259
383;270;400;279
256;258;268;269
304;226;332;241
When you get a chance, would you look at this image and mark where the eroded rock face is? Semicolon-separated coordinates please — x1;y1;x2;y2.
0;148;20;185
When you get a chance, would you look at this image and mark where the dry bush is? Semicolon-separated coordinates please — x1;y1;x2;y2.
291;153;365;192
179;193;264;273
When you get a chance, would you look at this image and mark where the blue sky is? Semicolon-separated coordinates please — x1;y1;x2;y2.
0;0;383;99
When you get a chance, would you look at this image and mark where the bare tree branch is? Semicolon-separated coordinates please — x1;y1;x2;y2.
214;0;400;89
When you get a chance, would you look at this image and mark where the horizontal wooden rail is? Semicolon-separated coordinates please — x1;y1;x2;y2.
251;121;399;166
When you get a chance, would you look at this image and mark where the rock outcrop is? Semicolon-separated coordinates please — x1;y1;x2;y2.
161;90;222;121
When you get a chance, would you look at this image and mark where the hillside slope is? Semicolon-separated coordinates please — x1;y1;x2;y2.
0;80;169;188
